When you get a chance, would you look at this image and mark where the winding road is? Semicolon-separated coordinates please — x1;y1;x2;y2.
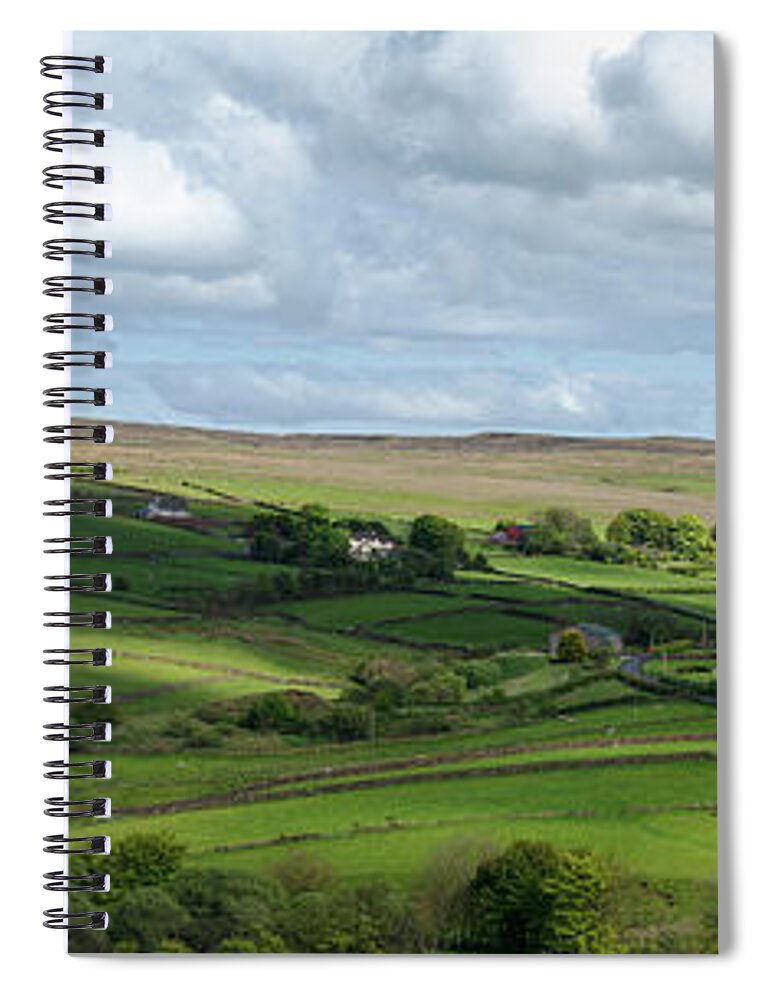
617;652;716;706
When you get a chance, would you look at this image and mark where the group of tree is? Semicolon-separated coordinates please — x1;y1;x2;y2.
250;503;350;567
517;507;606;560
507;506;714;566
606;508;715;561
347;656;499;712
68;833;622;954
171;656;507;751
249;505;471;584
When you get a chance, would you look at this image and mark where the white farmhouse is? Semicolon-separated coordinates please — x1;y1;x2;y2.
348;532;397;562
137;495;192;522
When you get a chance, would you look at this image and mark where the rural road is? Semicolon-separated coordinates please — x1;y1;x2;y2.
617;652;716;706
618;652;653;683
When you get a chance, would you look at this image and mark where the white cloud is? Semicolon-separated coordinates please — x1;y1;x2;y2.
74;129;250;269
73;29;715;436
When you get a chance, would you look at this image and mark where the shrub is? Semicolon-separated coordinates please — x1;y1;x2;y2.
243;692;299;732
322;703;372;741
163;713;223;748
456;659;503;689
269;850;337;896
554;627;589;663
409;670;467;705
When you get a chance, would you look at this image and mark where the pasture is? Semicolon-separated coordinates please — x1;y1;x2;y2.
67;420;717;952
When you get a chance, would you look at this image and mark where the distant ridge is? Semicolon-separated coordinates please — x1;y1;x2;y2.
102;420;715;456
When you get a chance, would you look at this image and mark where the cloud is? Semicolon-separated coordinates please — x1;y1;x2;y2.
73;30;714;436
72;129;250;270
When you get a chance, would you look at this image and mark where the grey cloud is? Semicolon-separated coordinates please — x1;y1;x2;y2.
74;30;714;436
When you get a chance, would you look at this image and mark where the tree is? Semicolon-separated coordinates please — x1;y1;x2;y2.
349;658;414;711
108;886;191;952
409;670;467;705
554;627;589;663
453;840;612;953
606;508;674;551
243;691;298;732
408;514;466;573
320;703;372;741
250;506;349;568
521;507;599;557
109;832;186;891
171;869;286;953
670;513;713;560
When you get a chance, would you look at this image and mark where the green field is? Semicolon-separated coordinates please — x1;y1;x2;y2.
67;422;717;954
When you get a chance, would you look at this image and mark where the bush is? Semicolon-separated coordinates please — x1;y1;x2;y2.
349;659;414;711
163;713;223;748
269;850;337;896
588;645;616;669
456;659;503;689
554;627;589;663
243;692;299;732
218;934;285;953
320;703;372;741
409;670;467;705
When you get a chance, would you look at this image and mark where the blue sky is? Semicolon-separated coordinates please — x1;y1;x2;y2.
73;30;714;437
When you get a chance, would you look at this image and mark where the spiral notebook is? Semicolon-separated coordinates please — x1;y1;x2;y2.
42;31;718;954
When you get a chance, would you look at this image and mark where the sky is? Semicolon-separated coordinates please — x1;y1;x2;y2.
73;31;715;438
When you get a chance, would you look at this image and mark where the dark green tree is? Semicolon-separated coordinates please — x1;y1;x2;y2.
108;886;191;952
453;840;612;953
243;691;299;732
171;869;287;953
408;514;466;574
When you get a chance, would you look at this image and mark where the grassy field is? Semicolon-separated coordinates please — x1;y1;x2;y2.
101;420;715;526
67;421;717;953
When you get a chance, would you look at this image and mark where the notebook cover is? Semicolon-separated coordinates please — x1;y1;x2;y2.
65;30;717;954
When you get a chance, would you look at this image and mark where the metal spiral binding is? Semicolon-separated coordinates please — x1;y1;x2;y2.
43;129;108;152
44;312;112;335
43;498;112;516
43;239;111;259
44;461;112;480
40;55;108;79
42;54;111;931
43;164;109;189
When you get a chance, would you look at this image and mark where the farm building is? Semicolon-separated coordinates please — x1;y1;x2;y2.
487;523;531;547
348;532;397;562
137;494;192;522
548;622;623;658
